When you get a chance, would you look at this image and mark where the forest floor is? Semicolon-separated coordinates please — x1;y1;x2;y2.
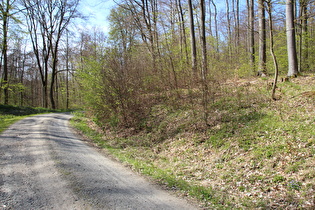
71;74;315;209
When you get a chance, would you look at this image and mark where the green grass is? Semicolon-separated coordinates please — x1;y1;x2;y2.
0;114;24;133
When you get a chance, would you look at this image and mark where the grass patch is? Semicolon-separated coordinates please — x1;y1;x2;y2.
0;114;25;133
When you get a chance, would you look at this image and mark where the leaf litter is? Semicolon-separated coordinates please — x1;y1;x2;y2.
82;75;315;209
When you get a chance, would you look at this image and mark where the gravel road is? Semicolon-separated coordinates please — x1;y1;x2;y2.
0;113;198;209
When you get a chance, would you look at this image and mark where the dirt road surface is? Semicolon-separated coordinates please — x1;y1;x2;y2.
0;113;198;209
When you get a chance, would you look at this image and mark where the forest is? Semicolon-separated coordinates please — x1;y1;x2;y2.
1;0;315;208
0;0;312;111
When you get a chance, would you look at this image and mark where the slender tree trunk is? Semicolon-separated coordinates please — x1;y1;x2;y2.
236;0;240;47
50;73;56;109
258;0;267;74
2;0;10;105
200;0;209;125
232;0;240;50
226;0;232;58
50;39;59;109
210;0;219;53
177;0;189;66
20;51;26;106
200;0;208;81
209;0;212;37
286;0;298;77
44;51;49;108
188;0;197;78
66;31;70;110
300;0;309;71
248;0;255;72
266;1;279;100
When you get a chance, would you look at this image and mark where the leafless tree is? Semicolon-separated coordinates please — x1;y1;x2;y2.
22;0;80;108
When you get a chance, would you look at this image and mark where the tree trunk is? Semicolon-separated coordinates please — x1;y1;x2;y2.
266;1;279;100
200;0;208;81
300;0;308;71
226;0;232;58
200;0;209;125
236;0;240;47
20;49;27;106
258;0;267;74
50;37;60;110
248;0;255;72
286;0;298;77
1;0;10;105
66;31;70;110
188;0;197;78
232;0;240;50
177;0;189;66
210;0;219;53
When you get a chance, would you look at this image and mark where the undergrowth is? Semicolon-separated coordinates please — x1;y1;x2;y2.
71;75;315;209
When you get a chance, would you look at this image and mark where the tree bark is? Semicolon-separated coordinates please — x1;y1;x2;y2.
200;0;209;125
266;1;279;100
299;0;308;72
236;0;240;48
66;31;70;110
286;0;298;77
1;0;11;105
258;0;267;74
200;0;207;81
177;0;189;66
188;0;197;78
247;0;255;72
226;0;232;57
210;0;219;52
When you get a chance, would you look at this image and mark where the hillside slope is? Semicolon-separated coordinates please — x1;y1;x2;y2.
72;75;315;209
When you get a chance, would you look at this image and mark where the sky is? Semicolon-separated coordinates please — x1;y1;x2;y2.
76;0;116;34
75;0;246;35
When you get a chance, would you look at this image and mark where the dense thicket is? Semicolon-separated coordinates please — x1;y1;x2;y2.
0;0;315;122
